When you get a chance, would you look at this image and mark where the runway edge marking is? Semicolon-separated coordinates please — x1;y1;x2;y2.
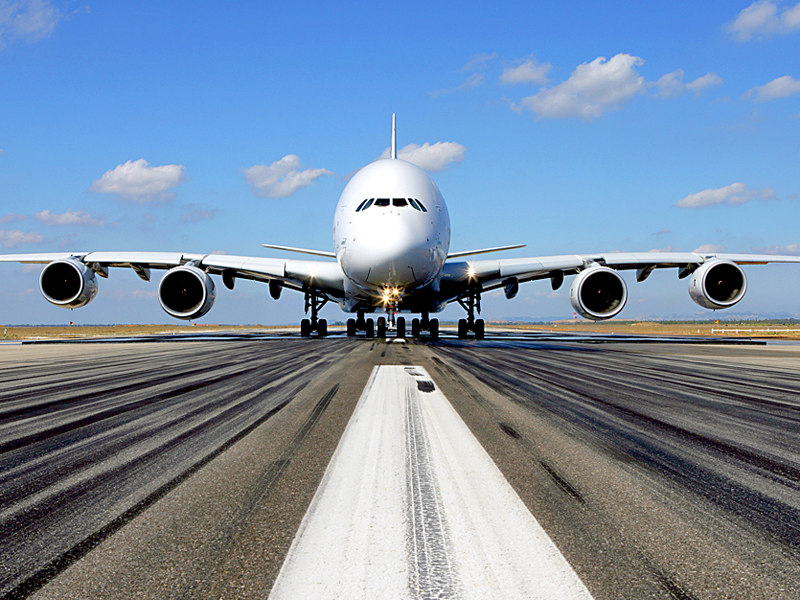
268;365;595;600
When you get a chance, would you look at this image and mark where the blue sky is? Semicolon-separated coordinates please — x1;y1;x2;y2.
1;0;799;325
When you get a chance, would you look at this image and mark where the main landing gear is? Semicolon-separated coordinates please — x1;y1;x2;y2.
300;289;328;337
410;312;439;339
457;288;484;340
345;311;439;339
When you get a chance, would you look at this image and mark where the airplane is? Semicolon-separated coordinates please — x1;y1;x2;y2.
2;115;800;339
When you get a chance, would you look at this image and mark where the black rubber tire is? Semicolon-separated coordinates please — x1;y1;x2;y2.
300;319;311;337
318;318;328;337
457;318;468;339
430;318;439;339
474;318;484;340
377;316;386;338
411;318;420;338
365;318;375;338
346;318;356;337
396;316;406;339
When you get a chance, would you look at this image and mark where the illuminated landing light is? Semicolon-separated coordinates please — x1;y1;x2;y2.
467;265;476;280
380;285;403;306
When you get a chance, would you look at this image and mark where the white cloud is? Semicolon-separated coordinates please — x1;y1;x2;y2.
430;72;485;96
753;243;800;255
727;1;800;41
90;159;187;202
460;52;498;72
34;209;104;226
0;0;61;47
693;244;727;253
500;55;552;85
746;75;800;101
0;229;43;248
518;54;646;119
244;154;333;198
379;141;466;172
676;182;776;207
0;212;26;224
654;70;723;97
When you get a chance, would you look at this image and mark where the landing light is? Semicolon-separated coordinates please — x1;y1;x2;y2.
467;266;476;280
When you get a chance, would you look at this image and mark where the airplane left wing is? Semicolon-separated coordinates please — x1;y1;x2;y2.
440;251;800;319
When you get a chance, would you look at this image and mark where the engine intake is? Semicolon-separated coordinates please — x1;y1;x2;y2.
689;259;747;309
158;265;216;320
40;259;98;308
569;266;627;320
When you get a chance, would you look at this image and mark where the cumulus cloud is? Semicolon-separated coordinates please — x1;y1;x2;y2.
753;243;800;255
90;159;187;202
34;209;104;226
0;229;43;248
0;0;61;47
746;75;800;101
727;1;800;41
244;154;333;198
654;70;724;97
693;244;727;253
676;182;776;207
378;141;466;172
517;54;647;119
500;55;552;85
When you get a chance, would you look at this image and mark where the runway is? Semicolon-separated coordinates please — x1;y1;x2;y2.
1;333;799;599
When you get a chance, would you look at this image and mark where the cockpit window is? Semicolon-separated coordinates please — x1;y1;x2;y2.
359;198;374;211
374;198;390;207
392;198;407;207
355;198;370;212
416;199;428;212
408;198;421;211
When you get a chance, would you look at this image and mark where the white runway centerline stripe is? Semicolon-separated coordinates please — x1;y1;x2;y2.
269;366;594;600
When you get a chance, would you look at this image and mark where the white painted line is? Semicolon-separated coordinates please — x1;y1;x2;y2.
269;366;594;600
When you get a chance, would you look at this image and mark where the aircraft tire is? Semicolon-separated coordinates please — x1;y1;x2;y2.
396;316;406;339
300;319;311;337
365;318;375;338
346;318;356;337
411;318;420;337
475;318;484;340
457;318;468;339
318;318;328;337
377;317;386;338
430;318;439;339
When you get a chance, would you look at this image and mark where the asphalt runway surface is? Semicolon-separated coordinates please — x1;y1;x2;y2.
0;332;798;599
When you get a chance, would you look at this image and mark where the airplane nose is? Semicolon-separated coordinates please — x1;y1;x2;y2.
344;218;430;288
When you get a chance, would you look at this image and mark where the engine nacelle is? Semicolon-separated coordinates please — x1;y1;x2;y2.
158;265;216;320
39;259;98;308
689;259;747;309
569;266;627;320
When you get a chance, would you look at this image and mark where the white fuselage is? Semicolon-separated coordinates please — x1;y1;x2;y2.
333;159;450;311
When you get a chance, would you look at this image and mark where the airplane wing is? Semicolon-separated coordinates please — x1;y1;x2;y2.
440;251;800;301
0;251;346;298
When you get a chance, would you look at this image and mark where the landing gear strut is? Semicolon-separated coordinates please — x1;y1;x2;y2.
300;289;328;337
457;287;484;340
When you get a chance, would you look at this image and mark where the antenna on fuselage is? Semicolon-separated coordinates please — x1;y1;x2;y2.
391;113;397;159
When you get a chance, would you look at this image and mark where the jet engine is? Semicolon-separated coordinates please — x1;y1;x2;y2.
569;266;627;320
158;265;216;320
688;259;747;309
39;258;98;308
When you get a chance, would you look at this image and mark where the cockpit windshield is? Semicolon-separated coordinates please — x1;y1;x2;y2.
356;197;427;212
